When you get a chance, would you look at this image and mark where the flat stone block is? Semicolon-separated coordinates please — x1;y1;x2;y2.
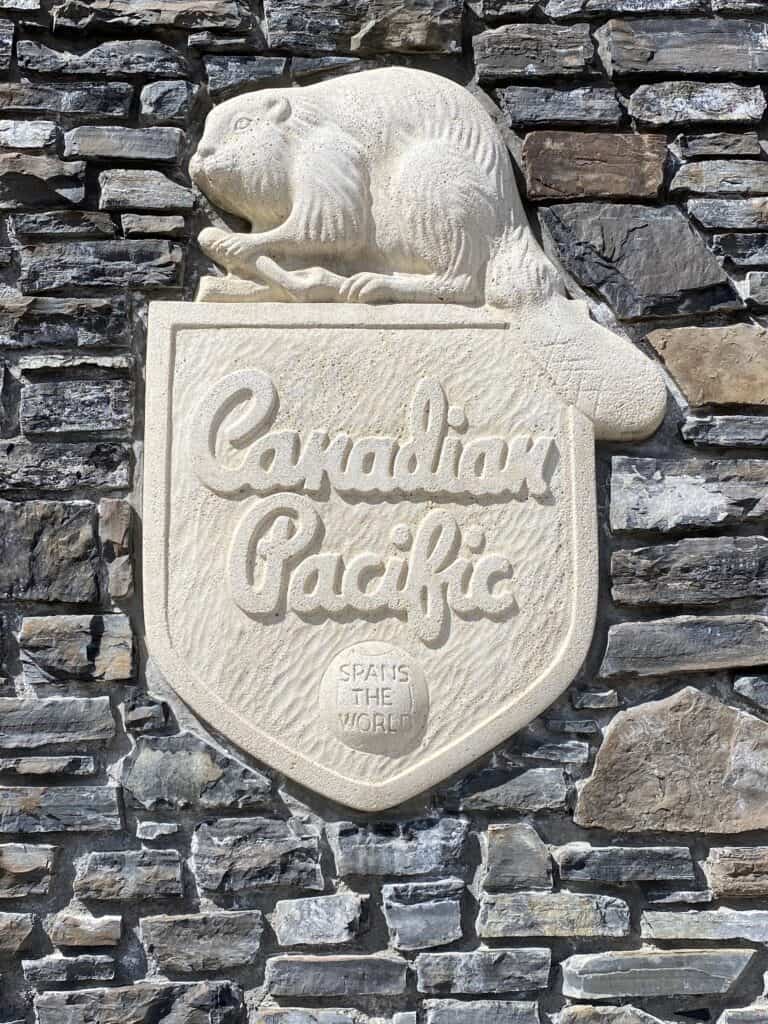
415;949;551;994
642;908;768;943
672;159;768;195
705;847;768;898
273;893;364;947
74;849;182;900
382;880;463;950
327;819;467;877
21;379;133;436
19;240;182;293
266;955;408;996
22;954;114;987
0;442;130;492
456;767;567;813
0;697;113;748
0;786;120;833
474;23;594;80
554;843;695;884
0;844;55;897
424;1002;539;1024
496;85;621;126
688;198;768;230
0;80;132;118
20;614;133;684
478;891;630;939
63;126;183;162
0;153;84;209
140;910;263;971
35;982;242;1024
99;169;194;211
524;132;665;200
673;132;761;159
562;948;754;998
46;908;121;947
51;0;251;29
17;39;186;77
482;822;552;891
628;81;765;125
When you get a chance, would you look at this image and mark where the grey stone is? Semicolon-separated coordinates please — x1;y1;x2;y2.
123;694;169;734
475;23;594;81
290;55;362;79
9;211;115;241
554;843;696;884
612;537;768;606
673;160;768;195
0;912;34;953
481;0;537;18
713;233;768;267
266;954;408;996
545;716;598;735
562;948;754;998
141;910;263;972
425;1002;539;1024
74;850;183;900
0;697;113;748
122;214;186;238
0;295;128;349
0;17;10;70
63;126;183;163
46;908;121;947
35;982;242;1024
482;822;552;891
327;818;467;876
746;273;768;309
0;500;98;602
610;456;768;532
20;614;133;684
495;85;621;127
629;82;765;125
382;880;463;950
0;120;58;150
673;133;761;160
457;767;567;813
688;198;768;230
415;949;551;994
136;821;178;840
0;442;130;492
0;756;95;776
119;732;272;811
189;26;269;52
478;891;630;939
705;847;768;898
205;56;287;99
735;675;768;710
140;81;196;124
600;615;768;678
572;689;618;709
718;1005;768;1024
21;380;133;437
642;907;768;943
99;498;133;599
0;786;120;833
99;170;195;212
645;889;713;905
0;80;132;118
20;241;182;294
556;1007;698;1024
0;844;55;897
596;17;768;76
0;153;84;209
258;1011;352;1024
524;131;666;201
524;739;590;763
51;0;251;29
264;0;462;55
23;954;114;987
192;817;323;894
540;203;738;321
17;39;186;78
575;687;768;833
273;893;365;947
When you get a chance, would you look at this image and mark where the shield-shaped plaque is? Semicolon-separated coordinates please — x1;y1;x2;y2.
144;301;664;810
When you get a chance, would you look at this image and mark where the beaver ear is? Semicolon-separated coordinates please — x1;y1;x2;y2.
266;96;291;123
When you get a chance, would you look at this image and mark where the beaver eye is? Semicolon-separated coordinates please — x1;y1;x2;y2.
233;116;252;132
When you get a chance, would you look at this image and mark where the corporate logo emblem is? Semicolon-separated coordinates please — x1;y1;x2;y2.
144;303;664;810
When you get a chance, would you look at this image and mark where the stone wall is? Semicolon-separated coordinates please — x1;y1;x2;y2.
0;1;767;1022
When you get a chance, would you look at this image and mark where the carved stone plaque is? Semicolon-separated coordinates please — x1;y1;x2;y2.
144;301;664;810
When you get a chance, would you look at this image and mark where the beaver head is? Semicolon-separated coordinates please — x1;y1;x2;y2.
190;90;297;228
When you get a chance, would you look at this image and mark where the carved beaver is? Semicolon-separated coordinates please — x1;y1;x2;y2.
189;66;559;306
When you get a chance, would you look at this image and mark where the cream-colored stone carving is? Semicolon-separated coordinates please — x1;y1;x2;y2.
144;303;665;810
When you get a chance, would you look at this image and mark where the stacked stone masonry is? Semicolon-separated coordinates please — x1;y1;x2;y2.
0;0;767;1022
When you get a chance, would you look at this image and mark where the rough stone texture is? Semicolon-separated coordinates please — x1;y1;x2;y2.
205;56;287;99
496;85;621;126
596;18;768;76
628;82;766;125
0;786;121;833
382;880;463;950
17;39;186;77
192;818;323;894
555;1010;670;1024
612;537;768;606
0;500;98;601
474;24;594;81
576;687;768;832
746;272;768;308
0;697;113;748
327;819;467;876
712;233;768;268
63;126;183;163
0;844;55;897
562;948;754;998
600;615;768;678
704;847;768;898
52;0;252;30
478;891;630;938
9;210;115;240
19;241;182;294
414;949;551;993
735;675;768;710
540;203;738;320
455;767;568;812
425;1002;539;1024
122;214;186;238
482;822;552;890
0;755;95;776
99;497;133;598
0;153;84;209
524;132;665;200
74;850;183;900
264;0;463;55
0;295;128;349
0;913;34;953
21;379;133;436
20;614;132;684
140;911;263;972
46;908;121;947
0;441;130;492
673;132;761;159
23;953;115;986
99;169;195;211
610;456;768;532
642;908;768;943
554;843;696;884
140;81;196;124
266;955;408;996
35;983;242;1024
0;119;58;149
0;80;132;117
672;160;768;196
118;731;271;810
273;893;364;947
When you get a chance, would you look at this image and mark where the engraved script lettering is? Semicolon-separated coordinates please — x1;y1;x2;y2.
192;370;557;501
228;494;517;645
